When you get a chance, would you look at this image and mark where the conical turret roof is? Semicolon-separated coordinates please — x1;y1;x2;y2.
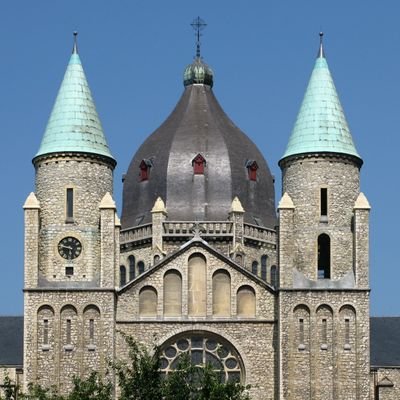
34;34;115;163
281;34;361;164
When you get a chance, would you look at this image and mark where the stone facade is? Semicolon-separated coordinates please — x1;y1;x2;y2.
19;41;400;400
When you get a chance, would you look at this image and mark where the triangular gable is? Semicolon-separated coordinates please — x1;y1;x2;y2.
118;237;276;295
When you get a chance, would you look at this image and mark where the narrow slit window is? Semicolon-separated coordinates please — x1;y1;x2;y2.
43;319;49;345
129;256;135;281
138;261;145;275
320;188;328;217
345;318;350;345
299;318;304;344
120;265;126;286
322;318;327;344
261;255;268;281
66;319;71;344
318;234;331;279
66;188;74;221
89;319;94;342
251;261;258;276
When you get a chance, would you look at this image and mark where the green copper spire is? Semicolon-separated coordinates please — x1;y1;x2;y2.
281;33;361;163
34;33;115;162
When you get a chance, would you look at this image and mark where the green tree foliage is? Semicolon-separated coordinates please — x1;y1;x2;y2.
67;372;112;400
112;334;163;400
0;374;17;400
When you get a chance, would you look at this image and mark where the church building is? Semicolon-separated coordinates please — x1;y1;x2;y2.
1;26;400;400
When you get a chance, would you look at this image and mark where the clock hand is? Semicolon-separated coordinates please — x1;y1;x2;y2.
60;245;73;250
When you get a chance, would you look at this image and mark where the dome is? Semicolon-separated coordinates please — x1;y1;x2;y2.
183;57;214;87
121;72;276;230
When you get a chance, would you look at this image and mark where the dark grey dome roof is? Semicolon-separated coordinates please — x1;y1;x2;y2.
121;83;276;230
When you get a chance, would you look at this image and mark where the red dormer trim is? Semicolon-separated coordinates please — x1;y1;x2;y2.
139;159;152;181
192;154;206;175
246;160;258;181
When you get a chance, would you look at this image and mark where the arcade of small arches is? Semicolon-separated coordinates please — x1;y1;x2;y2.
120;252;278;288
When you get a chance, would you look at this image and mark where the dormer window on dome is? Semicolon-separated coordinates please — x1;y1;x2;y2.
139;159;153;182
246;160;258;181
192;154;206;175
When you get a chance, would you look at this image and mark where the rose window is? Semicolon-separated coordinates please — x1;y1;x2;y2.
160;333;243;382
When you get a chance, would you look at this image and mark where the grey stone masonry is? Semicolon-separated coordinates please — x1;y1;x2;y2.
281;155;361;283
354;194;371;289
23;193;41;288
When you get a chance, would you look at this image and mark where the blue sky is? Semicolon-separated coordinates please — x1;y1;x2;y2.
0;1;398;315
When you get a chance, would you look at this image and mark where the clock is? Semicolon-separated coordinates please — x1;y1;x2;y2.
58;237;82;260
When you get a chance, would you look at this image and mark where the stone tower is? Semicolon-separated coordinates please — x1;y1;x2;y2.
23;34;118;393
278;34;371;400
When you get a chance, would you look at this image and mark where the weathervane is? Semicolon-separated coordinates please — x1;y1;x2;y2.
191;16;207;58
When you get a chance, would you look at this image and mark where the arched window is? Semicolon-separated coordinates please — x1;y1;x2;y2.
251;261;258;276
237;286;256;318
37;305;54;348
138;261;145;275
139;287;158;317
261;255;268;281
83;305;100;348
318;234;330;279
294;305;310;350
246;160;258;181
120;265;126;286
212;270;231;316
154;254;160;264
164;270;182;316
129;255;135;281
60;305;78;348
192;153;206;175
188;253;207;316
235;254;243;265
159;333;243;383
271;265;278;287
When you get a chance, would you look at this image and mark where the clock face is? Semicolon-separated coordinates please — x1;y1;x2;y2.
58;237;82;260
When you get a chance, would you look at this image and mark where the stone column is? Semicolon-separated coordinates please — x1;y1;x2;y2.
99;192;116;288
229;196;245;250
23;192;40;288
151;197;167;252
277;192;295;289
353;192;371;288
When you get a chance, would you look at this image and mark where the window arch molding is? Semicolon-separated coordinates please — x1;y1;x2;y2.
158;330;246;383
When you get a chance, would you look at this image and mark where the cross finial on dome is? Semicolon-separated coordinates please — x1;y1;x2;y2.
191;16;207;58
72;31;78;54
318;31;325;59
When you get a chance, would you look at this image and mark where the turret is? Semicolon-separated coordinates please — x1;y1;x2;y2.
29;32;117;287
278;33;369;289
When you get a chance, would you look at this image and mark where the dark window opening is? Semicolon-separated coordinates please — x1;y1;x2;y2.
129;256;135;280
66;319;71;344
192;154;206;175
251;261;258;276
299;318;304;344
89;319;94;342
139;159;152;182
322;318;327;344
271;265;278;287
120;265;126;286
246;160;258;181
261;255;268;281
65;267;74;276
318;234;331;279
235;254;243;265
320;188;328;217
345;318;350;345
138;261;145;275
43;319;49;345
154;255;160;264
66;188;74;221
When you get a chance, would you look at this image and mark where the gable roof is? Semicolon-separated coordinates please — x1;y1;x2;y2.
370;317;400;367
118;237;276;294
0;316;23;367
